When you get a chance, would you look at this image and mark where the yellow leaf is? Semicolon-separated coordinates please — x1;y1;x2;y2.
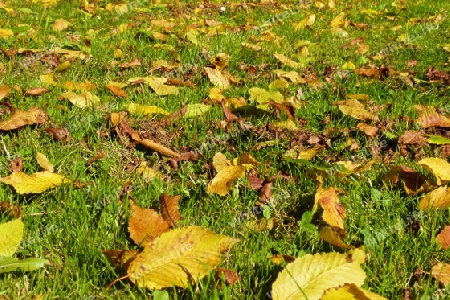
208;165;246;196
271;249;366;300
59;91;100;108
0;106;46;131
40;73;58;86
241;42;261;51
127;102;169;116
183;103;211;118
0;171;70;194
273;53;303;69
0;219;24;257
36;152;54;172
322;283;388;300
209;87;225;102
204;67;230;90
274;70;307;84
0;28;14;39
314;187;346;231
336;99;374;121
419;186;450;210
129;76;179;96
136;161;161;182
342;61;356;70
245;218;278;232
331;12;346;28
417;158;450;185
294;14;315;31
319;226;353;250
272;119;299;131
128;226;239;289
212;152;230;172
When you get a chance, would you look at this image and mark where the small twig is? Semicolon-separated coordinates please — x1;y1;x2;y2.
1;137;12;159
106;274;129;290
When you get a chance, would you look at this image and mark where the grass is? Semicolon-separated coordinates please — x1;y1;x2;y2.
1;0;450;299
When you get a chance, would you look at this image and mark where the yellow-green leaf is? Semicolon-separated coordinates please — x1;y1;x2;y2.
272;249;366;300
127;102;170;116
249;87;284;104
128;226;239;289
183;103;211;118
0;219;24;257
59;91;100;108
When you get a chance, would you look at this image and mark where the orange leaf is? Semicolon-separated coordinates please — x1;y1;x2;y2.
128;201;170;247
0;85;10;100
356;123;378;136
436;226;450;249
431;263;450;285
417;113;450;128
106;85;128;98
119;59;141;69
26;87;50;96
315;187;346;231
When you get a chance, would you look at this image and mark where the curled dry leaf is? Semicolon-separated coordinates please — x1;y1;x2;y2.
25;87;50;96
0;106;46;131
106;85;128;98
0;201;21;218
398;130;427;145
46;128;70;142
319;226;353;250
128;201;170;247
436;226;450;249
314;187;346;232
119;59;141;69
417;113;450;128
383;165;434;195
160;194;181;227
215;268;239;286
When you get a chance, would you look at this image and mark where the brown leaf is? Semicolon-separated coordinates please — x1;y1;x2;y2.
259;181;273;202
25;87;50;96
417;113;450;128
101;249;139;270
269;254;296;265
0;201;21;218
46;128;70;142
356;123;378;136
0;106;46;131
138;138;180;158
128;201;170;247
354;68;381;78
383;165;434;195
215;268;239;286
248;175;265;190
398;130;427;145
119;59;141;69
10;156;23;172
220;101;239;122
436;226;450;249
165;78;196;88
160;193;181;227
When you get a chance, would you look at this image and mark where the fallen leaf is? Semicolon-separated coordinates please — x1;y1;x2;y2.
208;165;246;196
215;268;239;286
127;226;239;289
138;138;180;158
271;249;366;300
398;131;427;145
419;186;450;210
383;165;433;194
417;113;450;128
36;152;54;172
354;68;381;78
183;103;211;118
52;19;71;31
0;201;21;218
322;283;388;300
106;84;128;98
10;157;23;173
40;73;58;86
0;106;46;131
249;87;284;104
126;102;170;116
0;219;24;257
0;85;9;100
269;254;296;265
431;263;450;286
436;226;450;249
46;128;70;142
335;99;375;121
101;250;139;270
128;201;170;247
135;161;161;182
204;67;230;89
0;171;70;194
119;59;141;69
417;158;450;185
59;91;100;108
319;226;353;250
314;187;346;231
356;123;378;136
160;194;181;227
25;87;50;96
273;53;303;69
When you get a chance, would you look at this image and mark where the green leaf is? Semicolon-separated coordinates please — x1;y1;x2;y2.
0;257;48;274
300;211;317;233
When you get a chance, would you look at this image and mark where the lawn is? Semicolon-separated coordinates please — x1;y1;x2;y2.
1;0;450;299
